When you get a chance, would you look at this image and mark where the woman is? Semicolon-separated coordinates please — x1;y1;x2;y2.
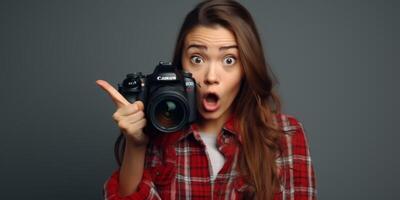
96;0;317;199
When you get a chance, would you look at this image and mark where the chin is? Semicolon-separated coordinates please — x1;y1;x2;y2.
199;113;219;120
198;109;225;121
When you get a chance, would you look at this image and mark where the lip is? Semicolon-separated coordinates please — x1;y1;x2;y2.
201;92;220;112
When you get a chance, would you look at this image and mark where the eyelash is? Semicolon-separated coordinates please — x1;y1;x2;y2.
223;55;237;65
189;55;237;65
190;55;204;64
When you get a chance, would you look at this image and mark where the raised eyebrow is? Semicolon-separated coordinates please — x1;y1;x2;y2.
219;45;238;51
186;44;207;51
186;44;238;51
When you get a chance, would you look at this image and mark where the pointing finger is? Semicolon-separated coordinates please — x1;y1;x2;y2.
96;79;130;108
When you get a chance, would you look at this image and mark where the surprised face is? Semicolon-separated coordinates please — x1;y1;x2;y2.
182;25;244;123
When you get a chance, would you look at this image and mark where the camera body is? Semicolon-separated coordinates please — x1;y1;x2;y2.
118;62;197;134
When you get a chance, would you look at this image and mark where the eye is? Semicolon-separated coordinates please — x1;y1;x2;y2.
190;56;204;64
223;56;236;65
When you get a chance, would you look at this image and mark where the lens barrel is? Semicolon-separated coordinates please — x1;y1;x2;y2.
148;90;188;133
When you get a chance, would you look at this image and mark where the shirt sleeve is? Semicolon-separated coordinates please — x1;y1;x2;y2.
289;117;318;199
103;143;163;200
103;169;161;200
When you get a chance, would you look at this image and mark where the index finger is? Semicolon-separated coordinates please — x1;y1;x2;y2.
95;79;130;108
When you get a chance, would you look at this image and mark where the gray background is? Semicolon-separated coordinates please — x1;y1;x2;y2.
1;0;398;199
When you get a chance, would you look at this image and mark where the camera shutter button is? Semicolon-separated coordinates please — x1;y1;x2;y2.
127;72;142;78
183;72;193;77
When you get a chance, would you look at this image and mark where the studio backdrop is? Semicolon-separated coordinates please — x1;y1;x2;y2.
1;0;398;199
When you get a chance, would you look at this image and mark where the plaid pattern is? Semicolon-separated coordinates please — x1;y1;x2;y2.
104;113;317;199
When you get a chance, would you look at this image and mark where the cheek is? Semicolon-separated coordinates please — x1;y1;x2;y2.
224;79;242;101
181;60;189;72
181;59;200;80
193;75;203;86
231;82;242;98
181;56;192;71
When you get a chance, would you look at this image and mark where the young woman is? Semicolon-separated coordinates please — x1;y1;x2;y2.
96;0;317;199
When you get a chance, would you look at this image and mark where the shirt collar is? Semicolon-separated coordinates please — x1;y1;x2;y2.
153;113;300;148
174;113;242;144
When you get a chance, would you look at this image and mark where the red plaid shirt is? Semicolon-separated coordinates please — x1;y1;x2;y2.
103;113;317;199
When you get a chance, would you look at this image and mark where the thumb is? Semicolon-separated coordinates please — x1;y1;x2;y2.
134;100;145;111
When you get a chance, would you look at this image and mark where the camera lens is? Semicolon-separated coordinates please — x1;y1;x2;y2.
148;91;188;133
154;100;184;129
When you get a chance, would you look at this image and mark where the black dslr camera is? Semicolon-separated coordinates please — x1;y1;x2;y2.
118;62;197;134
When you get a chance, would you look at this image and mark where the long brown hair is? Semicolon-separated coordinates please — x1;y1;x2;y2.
172;0;284;199
114;0;284;199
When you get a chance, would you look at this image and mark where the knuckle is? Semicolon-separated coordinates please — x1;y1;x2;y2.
112;112;119;121
138;111;145;118
116;106;124;113
118;121;126;129
133;104;141;112
134;101;143;110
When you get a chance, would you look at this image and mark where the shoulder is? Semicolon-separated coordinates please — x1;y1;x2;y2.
272;113;304;133
273;113;318;197
273;113;312;157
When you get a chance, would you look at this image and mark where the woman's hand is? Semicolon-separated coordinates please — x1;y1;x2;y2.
96;79;149;147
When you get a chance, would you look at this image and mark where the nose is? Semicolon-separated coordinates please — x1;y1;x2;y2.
204;63;219;86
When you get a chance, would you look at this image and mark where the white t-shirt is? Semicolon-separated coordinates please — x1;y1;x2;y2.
199;132;226;181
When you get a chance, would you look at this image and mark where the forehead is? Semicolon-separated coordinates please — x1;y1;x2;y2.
184;25;237;49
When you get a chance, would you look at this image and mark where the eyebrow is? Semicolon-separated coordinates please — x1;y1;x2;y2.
186;44;238;51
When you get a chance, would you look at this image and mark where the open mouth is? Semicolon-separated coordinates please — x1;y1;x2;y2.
202;93;220;112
